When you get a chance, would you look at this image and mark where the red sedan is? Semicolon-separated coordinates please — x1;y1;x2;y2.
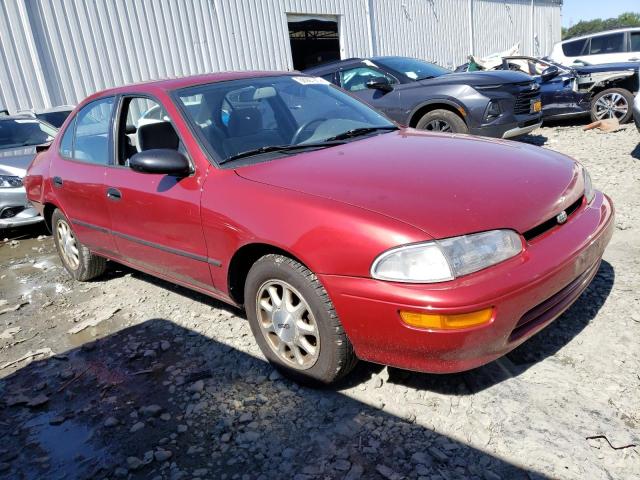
25;72;614;384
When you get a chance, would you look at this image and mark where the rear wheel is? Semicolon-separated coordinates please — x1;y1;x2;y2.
416;109;468;134
52;209;106;281
590;88;634;124
244;254;357;385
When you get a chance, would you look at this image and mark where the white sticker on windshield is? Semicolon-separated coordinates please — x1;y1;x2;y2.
362;59;376;67
291;76;331;85
406;71;418;80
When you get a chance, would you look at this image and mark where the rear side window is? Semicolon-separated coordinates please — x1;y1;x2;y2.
64;97;114;165
562;38;588;57
589;33;625;55
59;117;75;157
631;32;640;52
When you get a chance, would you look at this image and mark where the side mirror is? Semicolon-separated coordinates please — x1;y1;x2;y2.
129;149;191;176
366;77;394;92
541;65;560;82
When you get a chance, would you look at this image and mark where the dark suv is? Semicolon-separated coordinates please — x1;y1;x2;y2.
305;56;543;138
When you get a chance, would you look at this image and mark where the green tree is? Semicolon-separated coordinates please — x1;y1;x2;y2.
563;12;640;39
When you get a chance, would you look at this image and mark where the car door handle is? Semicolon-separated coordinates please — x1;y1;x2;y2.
629;57;640;61
53;176;63;188
106;188;122;201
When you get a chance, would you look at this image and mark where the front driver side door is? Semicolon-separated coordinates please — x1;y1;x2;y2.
337;66;404;122
103;95;214;291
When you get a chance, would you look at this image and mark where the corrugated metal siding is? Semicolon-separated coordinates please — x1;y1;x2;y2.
472;0;533;58
370;0;472;70
0;0;561;112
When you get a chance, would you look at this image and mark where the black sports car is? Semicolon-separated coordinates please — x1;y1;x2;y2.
304;56;543;138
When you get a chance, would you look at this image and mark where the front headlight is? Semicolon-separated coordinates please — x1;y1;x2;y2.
0;175;23;188
371;230;523;283
582;167;595;203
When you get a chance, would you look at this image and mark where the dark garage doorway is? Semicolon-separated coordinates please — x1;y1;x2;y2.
288;14;340;70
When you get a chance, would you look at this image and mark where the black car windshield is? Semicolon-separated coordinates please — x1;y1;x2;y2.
175;75;396;165
374;57;451;80
0;119;57;149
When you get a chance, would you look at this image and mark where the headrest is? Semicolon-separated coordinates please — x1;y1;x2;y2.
137;122;179;151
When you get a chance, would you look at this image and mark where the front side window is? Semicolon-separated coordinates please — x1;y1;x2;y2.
0;119;56;150
71;97;115;165
589;33;625;55
562;38;588;57
176;75;395;165
338;67;397;92
117;96;181;166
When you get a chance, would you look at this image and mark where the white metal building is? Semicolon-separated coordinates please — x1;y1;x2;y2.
0;0;562;112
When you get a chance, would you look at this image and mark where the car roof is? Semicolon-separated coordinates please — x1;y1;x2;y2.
560;27;640;43
83;70;295;103
303;58;364;73
0;114;43;121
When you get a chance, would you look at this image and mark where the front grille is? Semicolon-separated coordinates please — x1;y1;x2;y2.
523;196;584;241
509;260;600;342
0;206;25;219
514;85;541;115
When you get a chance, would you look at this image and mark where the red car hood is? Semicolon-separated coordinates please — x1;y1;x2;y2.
235;129;583;239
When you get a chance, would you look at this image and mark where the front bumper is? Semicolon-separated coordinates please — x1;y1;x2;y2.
469;115;542;139
320;192;614;373
0;187;43;229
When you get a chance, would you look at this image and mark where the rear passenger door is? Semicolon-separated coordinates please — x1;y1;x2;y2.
103;95;214;289
50;97;117;254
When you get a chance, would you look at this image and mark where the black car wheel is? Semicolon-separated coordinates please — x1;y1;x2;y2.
244;254;357;385
416;109;468;134
590;88;634;124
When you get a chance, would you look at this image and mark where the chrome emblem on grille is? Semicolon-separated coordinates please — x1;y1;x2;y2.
556;210;568;224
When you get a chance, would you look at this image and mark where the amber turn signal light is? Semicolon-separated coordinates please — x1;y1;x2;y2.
399;308;493;330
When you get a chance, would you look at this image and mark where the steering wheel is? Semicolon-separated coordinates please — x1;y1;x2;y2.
291;118;327;144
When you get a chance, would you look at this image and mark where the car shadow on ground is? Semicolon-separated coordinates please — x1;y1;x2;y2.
0;222;49;241
100;255;614;399
383;261;614;395
0;320;547;479
517;133;549;147
631;143;640;160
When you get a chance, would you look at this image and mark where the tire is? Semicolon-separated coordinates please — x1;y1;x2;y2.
590;88;635;124
52;209;106;281
416;109;468;134
244;254;357;385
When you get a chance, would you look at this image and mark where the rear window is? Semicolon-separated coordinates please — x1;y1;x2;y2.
589;33;625;55
562;38;588;57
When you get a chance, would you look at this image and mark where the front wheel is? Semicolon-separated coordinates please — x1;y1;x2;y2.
52;209;106;281
590;88;634;124
416;109;468;134
244;254;357;385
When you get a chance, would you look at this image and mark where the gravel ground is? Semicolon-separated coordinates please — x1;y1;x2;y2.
0;123;639;480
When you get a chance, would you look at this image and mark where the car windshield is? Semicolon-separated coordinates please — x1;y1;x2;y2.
374;57;451;80
175;75;396;165
0;119;57;149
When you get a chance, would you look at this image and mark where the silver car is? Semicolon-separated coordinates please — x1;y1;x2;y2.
0;115;57;229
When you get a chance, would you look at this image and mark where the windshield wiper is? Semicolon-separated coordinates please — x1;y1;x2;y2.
221;141;345;164
324;126;398;142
